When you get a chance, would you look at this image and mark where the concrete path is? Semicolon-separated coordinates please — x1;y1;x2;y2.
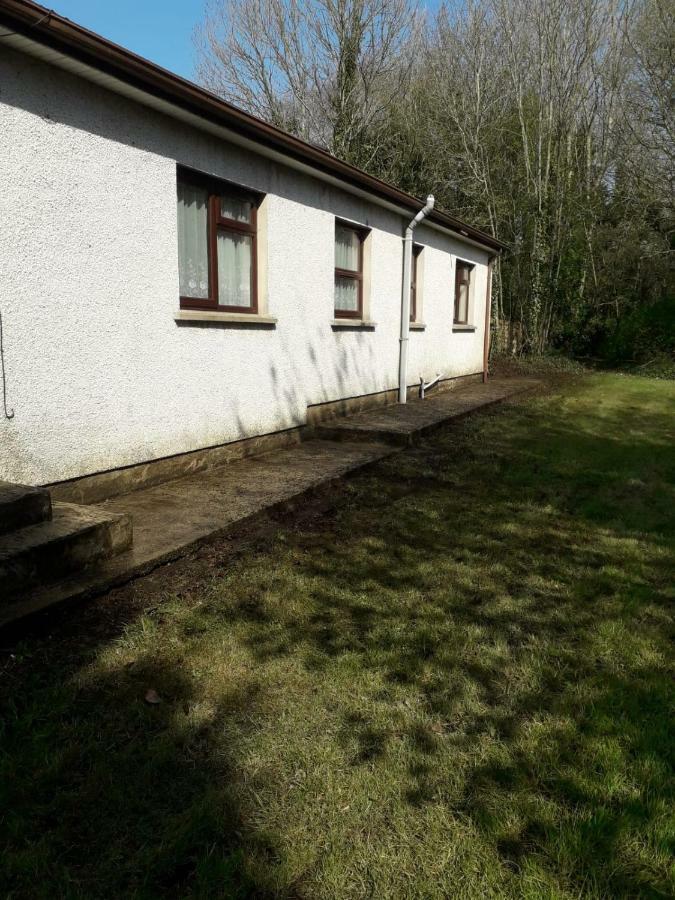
102;439;395;565
2;377;538;626
1;440;394;624
316;377;540;445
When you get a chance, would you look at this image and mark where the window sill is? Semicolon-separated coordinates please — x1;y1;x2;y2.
175;310;277;327
331;319;377;330
452;325;476;333
409;322;426;331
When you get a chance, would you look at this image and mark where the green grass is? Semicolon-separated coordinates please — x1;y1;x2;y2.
2;373;674;899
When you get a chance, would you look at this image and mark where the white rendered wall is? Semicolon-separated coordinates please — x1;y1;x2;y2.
0;48;489;486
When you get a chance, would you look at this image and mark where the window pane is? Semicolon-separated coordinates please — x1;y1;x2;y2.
177;181;209;298
411;248;421;322
457;262;472;285
335;275;359;312
220;195;252;223
217;230;252;307
456;284;469;322
335;225;360;272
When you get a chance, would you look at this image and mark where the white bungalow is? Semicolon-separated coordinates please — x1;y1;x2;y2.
0;0;506;499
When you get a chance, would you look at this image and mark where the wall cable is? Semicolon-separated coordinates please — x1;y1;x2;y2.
0;311;15;420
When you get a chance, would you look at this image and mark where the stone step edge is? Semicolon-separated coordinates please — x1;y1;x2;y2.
0;502;133;604
0;481;52;535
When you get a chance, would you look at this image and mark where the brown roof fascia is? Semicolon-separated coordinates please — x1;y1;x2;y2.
0;0;508;253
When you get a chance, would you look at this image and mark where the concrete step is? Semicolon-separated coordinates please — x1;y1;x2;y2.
0;481;52;535
0;502;132;602
313;379;541;447
314;423;414;446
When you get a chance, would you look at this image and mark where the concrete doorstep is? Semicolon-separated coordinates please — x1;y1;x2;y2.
314;378;537;445
0;377;539;627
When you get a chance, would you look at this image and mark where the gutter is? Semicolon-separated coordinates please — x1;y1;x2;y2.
399;196;435;404
0;0;507;255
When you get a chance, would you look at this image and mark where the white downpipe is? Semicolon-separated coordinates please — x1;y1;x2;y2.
399;195;435;403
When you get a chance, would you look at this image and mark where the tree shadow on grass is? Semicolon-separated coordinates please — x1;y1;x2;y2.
2;386;674;897
215;399;674;897
1;640;308;898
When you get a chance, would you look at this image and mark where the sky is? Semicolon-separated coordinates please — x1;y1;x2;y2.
47;1;443;83
48;1;204;80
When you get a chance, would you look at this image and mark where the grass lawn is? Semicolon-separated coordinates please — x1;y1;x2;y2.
1;373;674;899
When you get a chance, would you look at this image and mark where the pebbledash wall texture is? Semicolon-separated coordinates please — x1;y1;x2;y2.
0;45;490;488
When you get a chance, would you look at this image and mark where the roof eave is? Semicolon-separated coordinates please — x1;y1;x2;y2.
0;0;508;253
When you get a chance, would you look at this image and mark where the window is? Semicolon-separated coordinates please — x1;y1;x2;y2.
334;221;366;318
177;168;259;312
454;260;473;324
411;244;423;322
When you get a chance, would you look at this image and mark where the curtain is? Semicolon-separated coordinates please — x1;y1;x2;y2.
335;275;358;311
177;182;209;298
335;226;359;271
220;196;251;223
217;230;252;307
335;225;360;311
456;284;469;322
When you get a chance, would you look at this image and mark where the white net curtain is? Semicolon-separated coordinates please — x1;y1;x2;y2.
177;182;209;298
216;231;252;307
335;225;360;312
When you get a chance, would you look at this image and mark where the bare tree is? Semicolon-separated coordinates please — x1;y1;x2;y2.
419;0;634;352
622;0;675;211
195;0;673;361
194;0;423;165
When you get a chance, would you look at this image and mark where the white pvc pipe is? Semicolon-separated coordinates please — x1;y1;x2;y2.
419;373;442;399
399;195;435;403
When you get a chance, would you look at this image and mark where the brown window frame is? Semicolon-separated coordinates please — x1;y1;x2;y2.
334;219;368;319
454;260;473;325
411;244;423;322
178;166;261;313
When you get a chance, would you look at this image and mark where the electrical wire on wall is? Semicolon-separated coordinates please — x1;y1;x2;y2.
0;310;15;420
